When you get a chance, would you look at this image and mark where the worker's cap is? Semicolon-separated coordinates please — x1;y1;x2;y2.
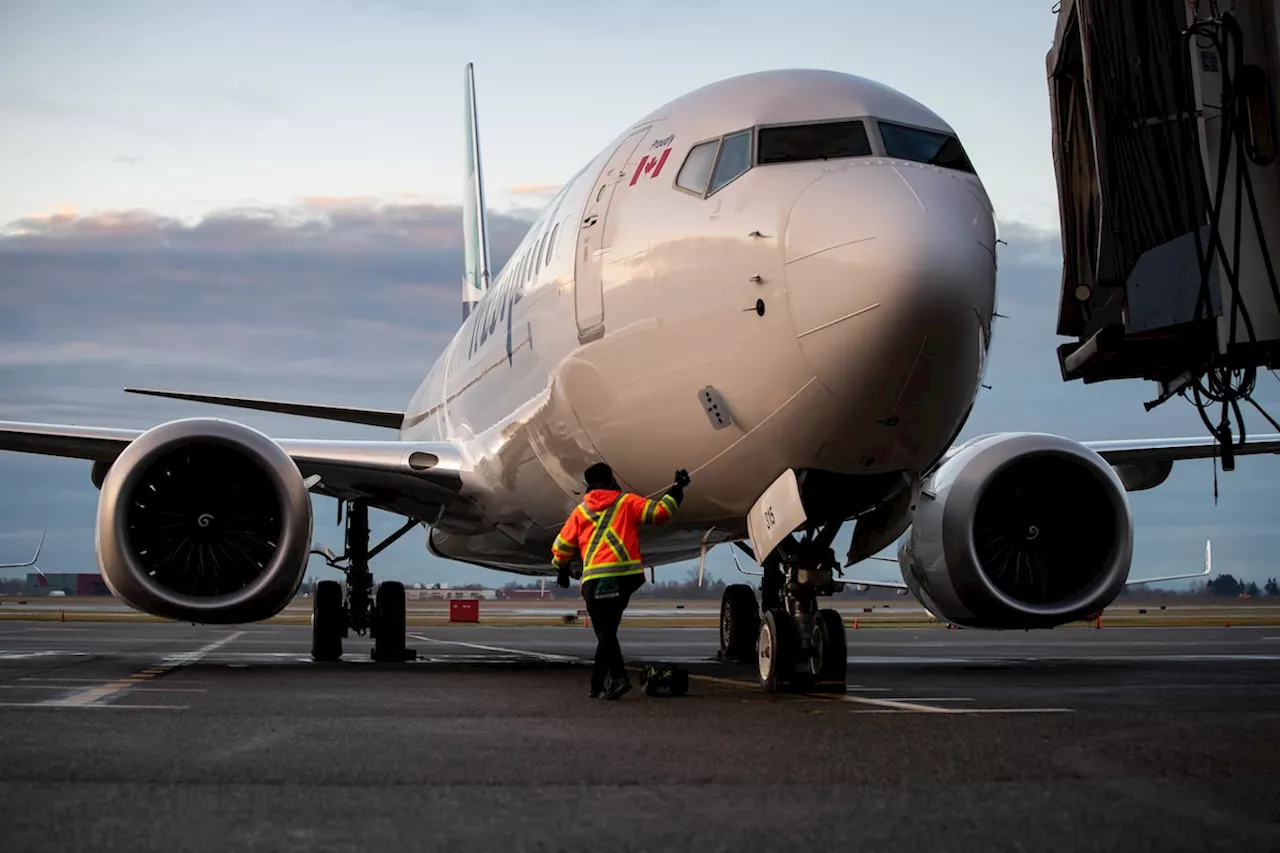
583;462;618;490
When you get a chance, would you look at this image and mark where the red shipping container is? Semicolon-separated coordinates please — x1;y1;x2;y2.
449;599;479;623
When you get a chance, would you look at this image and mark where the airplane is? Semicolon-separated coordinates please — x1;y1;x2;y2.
2;66;1278;690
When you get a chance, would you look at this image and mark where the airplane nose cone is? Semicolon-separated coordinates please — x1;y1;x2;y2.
785;164;996;398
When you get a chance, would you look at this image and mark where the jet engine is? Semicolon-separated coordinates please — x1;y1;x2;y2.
898;433;1133;629
95;418;314;624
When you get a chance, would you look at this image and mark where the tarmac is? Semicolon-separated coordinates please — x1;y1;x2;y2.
5;594;1279;627
1;619;1278;852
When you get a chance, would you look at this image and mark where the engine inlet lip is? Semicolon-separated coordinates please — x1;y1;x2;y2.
949;435;1133;620
97;417;312;618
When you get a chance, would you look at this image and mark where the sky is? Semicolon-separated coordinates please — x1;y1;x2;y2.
0;0;1277;588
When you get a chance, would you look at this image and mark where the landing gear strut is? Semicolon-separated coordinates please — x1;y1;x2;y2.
310;501;419;662
720;528;848;692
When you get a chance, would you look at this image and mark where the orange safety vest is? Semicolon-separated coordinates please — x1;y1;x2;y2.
550;488;679;582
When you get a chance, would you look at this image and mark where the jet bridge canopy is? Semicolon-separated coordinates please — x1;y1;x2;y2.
1046;0;1280;403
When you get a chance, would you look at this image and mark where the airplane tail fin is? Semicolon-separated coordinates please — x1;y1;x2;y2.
461;62;492;321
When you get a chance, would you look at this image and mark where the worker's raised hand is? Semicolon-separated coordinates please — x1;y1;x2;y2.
673;469;691;488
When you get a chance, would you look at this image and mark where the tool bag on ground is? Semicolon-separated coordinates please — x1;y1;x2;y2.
640;663;689;697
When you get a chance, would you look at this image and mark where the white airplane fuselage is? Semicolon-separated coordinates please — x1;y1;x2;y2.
407;70;997;573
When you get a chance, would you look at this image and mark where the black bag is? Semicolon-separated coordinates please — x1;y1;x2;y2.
640;663;689;697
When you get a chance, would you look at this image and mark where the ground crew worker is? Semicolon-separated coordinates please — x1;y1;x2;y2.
551;462;690;700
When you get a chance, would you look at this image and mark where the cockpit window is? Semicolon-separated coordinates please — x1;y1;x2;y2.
878;121;975;173
709;130;752;193
676;140;719;194
757;120;872;164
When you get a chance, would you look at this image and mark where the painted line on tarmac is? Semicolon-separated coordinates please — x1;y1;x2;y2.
685;673;1070;714
836;693;1071;714
682;673;954;712
3;685;206;693
838;694;958;713
0;702;188;710
35;631;243;709
19;676;211;684
0;650;92;660
408;633;581;663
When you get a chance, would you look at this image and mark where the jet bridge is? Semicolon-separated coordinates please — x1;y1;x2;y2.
1047;0;1280;458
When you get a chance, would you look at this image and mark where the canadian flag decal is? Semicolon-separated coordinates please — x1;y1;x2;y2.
629;148;672;186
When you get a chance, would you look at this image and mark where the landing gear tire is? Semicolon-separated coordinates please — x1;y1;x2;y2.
720;584;760;661
809;609;847;688
371;581;409;662
311;580;345;662
757;609;799;693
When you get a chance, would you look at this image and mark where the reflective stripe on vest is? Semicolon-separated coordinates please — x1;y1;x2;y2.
578;498;644;582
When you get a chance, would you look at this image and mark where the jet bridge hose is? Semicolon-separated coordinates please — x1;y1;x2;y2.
1106;5;1280;458
1169;12;1280;452
1054;1;1280;488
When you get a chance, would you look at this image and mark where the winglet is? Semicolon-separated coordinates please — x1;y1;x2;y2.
1125;538;1214;586
461;62;492;321
0;530;45;570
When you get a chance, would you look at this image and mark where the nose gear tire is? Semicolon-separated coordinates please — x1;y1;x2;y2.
809;608;847;687
757;609;799;692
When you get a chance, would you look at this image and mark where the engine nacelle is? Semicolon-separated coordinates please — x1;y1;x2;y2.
899;433;1133;629
96;418;314;624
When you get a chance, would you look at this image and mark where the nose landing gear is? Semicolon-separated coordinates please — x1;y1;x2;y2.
721;531;849;692
310;501;420;662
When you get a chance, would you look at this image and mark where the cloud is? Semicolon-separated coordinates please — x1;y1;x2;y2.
0;198;535;419
508;184;561;197
0;196;545;584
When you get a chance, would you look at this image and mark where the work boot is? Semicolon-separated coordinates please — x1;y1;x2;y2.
601;677;632;701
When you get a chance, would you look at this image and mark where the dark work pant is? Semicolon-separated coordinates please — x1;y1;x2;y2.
582;573;645;692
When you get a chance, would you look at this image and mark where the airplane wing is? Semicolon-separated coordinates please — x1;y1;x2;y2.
841;555;910;591
1084;434;1280;464
0;421;466;520
1125;540;1213;586
122;388;405;430
0;531;44;569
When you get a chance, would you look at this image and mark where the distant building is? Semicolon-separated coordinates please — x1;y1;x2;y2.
500;588;555;601
24;573;110;596
405;587;497;601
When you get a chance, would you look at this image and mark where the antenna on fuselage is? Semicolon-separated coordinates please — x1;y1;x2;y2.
461;62;493;322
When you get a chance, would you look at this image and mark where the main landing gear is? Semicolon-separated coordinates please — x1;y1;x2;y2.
719;528;848;693
310;501;420;663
